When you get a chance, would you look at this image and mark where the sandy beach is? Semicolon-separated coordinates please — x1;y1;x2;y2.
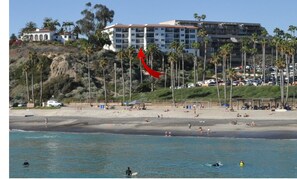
9;105;297;139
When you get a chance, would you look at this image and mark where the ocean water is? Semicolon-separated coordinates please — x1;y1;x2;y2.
10;131;297;178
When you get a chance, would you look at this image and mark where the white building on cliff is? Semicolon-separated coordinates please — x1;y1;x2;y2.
21;29;77;43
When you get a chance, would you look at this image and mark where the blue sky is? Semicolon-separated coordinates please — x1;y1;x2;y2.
9;0;297;36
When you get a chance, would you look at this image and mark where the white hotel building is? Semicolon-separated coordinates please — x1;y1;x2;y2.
103;23;198;54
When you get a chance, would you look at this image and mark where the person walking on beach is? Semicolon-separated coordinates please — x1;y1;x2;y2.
44;117;48;127
126;167;132;177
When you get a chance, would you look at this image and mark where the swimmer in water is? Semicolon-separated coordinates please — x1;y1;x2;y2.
212;162;220;167
23;160;29;167
239;160;245;167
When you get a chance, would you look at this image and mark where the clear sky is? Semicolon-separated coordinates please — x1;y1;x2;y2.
9;0;297;36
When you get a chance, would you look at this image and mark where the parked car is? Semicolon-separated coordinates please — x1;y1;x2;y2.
47;100;63;107
17;102;27;107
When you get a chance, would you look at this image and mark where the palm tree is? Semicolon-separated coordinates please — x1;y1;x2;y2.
241;45;250;79
289;38;297;85
227;43;234;70
36;55;47;106
194;13;200;21
126;46;135;101
273;28;285;85
22;61;30;102
192;42;200;85
146;44;160;91
43;17;61;31
178;43;185;87
288;25;297;37
21;21;37;33
81;41;93;103
116;49;126;104
251;33;258;79
99;57;108;106
28;51;37;105
240;37;250;79
284;40;296;104
198;28;208;83
194;13;206;22
168;52;177;106
62;21;74;32
210;53;221;105
73;25;81;39
227;68;237;109
250;47;257;79
219;44;232;105
260;29;268;83
276;57;286;108
169;41;180;87
201;14;206;21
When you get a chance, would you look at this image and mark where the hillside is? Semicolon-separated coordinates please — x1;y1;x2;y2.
9;42;297;107
9;41;118;105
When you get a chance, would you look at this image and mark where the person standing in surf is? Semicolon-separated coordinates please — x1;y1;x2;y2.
126;167;132;176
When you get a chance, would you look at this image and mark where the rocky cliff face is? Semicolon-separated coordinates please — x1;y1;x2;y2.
9;42;83;102
48;53;76;80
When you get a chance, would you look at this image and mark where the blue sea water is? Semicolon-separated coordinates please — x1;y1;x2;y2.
10;131;297;178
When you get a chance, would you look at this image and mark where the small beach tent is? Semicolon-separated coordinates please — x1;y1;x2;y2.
128;100;146;109
128;100;142;105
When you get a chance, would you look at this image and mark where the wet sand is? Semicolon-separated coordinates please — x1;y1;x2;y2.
9;105;297;139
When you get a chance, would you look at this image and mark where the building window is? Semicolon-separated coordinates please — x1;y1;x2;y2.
155;39;159;41
155;28;158;30
69;35;71;38
39;34;43;41
116;28;121;32
34;35;38;41
131;33;135;36
116;39;122;43
44;34;48;40
161;33;164;36
161;39;164;41
189;29;195;33
116;34;121;37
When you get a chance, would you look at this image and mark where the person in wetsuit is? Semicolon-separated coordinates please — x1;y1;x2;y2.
212;162;220;167
126;167;132;176
23;160;29;167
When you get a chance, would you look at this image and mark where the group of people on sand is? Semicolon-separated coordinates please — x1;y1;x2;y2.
237;113;249;117
164;131;172;136
246;121;256;127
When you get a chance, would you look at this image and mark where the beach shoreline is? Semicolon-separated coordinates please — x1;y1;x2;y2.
9;105;297;139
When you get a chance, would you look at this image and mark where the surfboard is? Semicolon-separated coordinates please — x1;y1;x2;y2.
132;172;138;176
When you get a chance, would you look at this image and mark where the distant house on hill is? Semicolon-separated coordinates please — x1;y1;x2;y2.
21;28;77;43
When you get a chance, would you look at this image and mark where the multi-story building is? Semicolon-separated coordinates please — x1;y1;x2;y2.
161;20;264;54
104;20;265;65
103;24;198;54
